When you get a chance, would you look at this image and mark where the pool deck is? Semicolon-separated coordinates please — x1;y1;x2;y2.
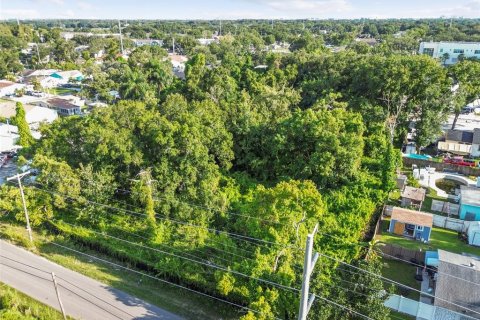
417;171;476;199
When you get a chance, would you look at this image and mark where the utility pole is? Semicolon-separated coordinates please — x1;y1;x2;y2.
172;37;175;55
35;43;41;67
51;272;67;320
118;20;124;56
7;172;32;243
298;224;319;320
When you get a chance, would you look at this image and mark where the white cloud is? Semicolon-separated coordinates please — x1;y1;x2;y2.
29;0;64;4
1;9;39;19
77;1;93;10
243;0;352;15
65;9;75;17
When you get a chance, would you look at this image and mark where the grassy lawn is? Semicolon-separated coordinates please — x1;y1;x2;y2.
381;258;421;301
0;282;72;319
420;187;457;216
389;310;415;320
0;222;239;320
49;87;78;95
377;218;480;256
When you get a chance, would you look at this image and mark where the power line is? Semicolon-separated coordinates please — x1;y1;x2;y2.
23;182;301;252
28;176;308;261
48;241;282;320
0;254;51;274
315;229;480;288
19;178;478;316
27;181;297;270
0;261;52;282
317;252;480;316
18;181;305;276
314;294;374;320
53;219;301;294
31;180;303;270
56;282;126;320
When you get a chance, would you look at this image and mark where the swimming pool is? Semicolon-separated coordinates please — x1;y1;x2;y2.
404;154;432;160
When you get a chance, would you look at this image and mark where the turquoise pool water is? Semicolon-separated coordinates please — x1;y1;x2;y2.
404;154;432;160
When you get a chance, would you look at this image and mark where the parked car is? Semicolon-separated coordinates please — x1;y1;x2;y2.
443;156;476;167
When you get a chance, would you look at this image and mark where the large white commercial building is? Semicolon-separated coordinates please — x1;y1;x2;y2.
419;42;480;65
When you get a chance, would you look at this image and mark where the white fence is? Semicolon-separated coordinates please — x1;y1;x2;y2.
431;200;459;216
385;295;477;320
432;215;474;233
383;205;472;233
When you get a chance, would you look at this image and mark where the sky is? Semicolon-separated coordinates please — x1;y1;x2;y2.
1;0;480;20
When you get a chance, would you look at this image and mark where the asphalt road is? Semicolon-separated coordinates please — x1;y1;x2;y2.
0;239;183;320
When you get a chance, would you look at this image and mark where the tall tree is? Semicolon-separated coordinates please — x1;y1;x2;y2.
448;60;480;129
15;102;34;147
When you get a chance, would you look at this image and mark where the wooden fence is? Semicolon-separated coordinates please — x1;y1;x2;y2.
377;243;426;263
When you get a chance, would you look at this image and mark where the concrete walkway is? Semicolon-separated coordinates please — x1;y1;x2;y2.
419;269;433;305
417;170;476;199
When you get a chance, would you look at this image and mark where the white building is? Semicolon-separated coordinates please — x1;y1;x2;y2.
0;101;58;127
437;128;480;157
0;81;26;97
133;39;163;47
197;38;218;46
0;123;19;152
419;41;480;65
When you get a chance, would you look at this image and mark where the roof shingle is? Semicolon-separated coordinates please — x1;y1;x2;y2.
391;207;433;227
445;129;474;143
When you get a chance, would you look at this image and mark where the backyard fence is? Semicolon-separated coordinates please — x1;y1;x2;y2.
432;215;473;233
377;243;426;263
385;294;477;320
402;157;480;176
431;200;459;216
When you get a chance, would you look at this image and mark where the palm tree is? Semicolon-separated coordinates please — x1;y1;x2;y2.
120;70;149;100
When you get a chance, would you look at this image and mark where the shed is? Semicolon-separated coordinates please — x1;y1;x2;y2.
459;186;480;221
388;207;433;242
396;174;407;191
400;186;426;209
468;222;480;247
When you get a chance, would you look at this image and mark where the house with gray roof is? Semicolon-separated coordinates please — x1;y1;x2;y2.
431;250;480;317
472;128;480;157
438;128;480;156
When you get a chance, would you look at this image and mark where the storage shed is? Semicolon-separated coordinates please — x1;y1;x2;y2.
468;222;480;247
389;207;433;242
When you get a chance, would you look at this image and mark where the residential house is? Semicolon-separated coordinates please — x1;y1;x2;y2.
43;98;81;116
388;207;433;241
354;37;377;46
22;69;58;88
472;129;480;157
400;186;426;208
22;69;83;88
133;39;164;47
437;129;480;156
0;100;57;127
0;123;18;152
459;186;480;221
168;54;188;79
49;70;84;85
419;41;480;65
197;38;218;46
0;81;25;97
425;250;480;316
